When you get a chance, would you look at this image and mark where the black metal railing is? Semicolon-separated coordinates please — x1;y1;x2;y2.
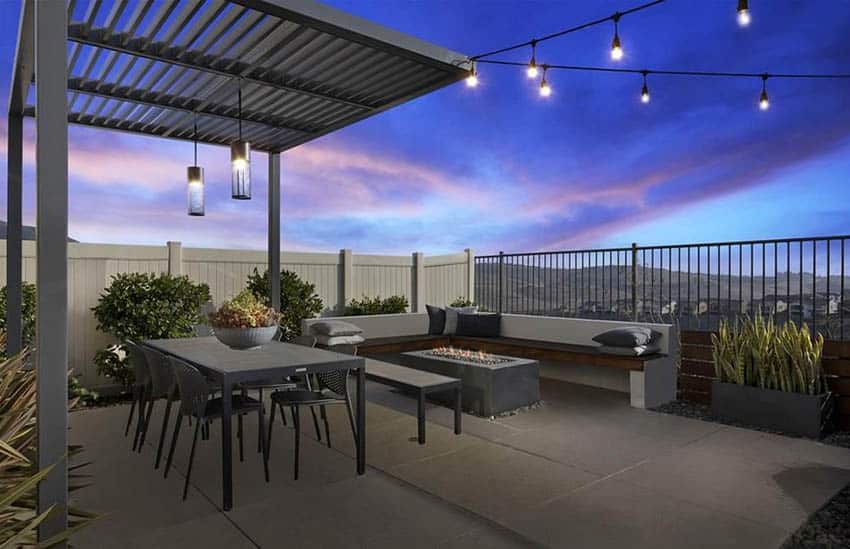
475;235;850;339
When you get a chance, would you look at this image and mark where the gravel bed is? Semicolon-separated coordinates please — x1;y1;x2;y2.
783;483;850;548
651;400;850;449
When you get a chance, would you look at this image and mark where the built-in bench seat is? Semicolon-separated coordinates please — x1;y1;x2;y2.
364;358;462;444
304;313;678;409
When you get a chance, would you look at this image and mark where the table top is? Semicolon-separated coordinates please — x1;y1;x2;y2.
144;337;364;383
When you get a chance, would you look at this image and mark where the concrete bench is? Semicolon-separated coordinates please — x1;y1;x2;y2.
364;358;462;444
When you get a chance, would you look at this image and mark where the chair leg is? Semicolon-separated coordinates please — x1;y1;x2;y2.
183;420;201;501
164;411;184;479
257;388;264;453
304;376;322;441
258;408;269;482
454;386;462;435
124;386;138;437
132;386;148;451
237;413;244;463
345;396;358;448
155;396;174;469
138;396;155;453
417;391;426;445
320;405;331;448
292;406;300;481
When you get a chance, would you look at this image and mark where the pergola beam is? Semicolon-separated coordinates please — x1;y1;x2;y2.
68;25;376;112
35;0;69;543
67;79;315;134
7;0;34;116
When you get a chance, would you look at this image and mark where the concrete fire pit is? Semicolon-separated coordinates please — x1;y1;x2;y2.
400;349;540;416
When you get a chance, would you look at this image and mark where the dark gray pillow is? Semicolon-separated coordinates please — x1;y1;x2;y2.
592;326;660;347
598;343;661;356
426;305;446;335
456;312;501;338
310;320;363;337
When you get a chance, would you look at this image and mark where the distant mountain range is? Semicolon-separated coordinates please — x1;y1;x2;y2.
0;220;77;242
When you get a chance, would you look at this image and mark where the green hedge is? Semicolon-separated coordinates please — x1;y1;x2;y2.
245;268;324;341
345;295;409;316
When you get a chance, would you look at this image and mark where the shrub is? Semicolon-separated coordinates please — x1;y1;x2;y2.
209;289;280;329
92;273;211;387
449;297;474;307
345;295;409;316
711;311;825;395
0;282;37;354
246;268;324;341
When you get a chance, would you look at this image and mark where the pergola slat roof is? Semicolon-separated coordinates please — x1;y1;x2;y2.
14;0;471;152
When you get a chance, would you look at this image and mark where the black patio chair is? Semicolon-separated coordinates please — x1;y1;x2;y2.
266;343;358;480
124;340;151;451
138;345;180;468
164;357;269;500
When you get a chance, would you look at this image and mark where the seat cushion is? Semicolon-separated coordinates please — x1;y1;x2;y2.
592;326;660;347
309;320;363;336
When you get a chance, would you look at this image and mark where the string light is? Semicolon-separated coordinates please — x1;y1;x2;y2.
737;0;751;27
759;74;769;110
640;71;650;103
527;41;539;78
466;62;479;87
539;66;552;97
610;13;624;61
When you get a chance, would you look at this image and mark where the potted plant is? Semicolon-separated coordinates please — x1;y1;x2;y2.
711;312;832;438
208;290;281;350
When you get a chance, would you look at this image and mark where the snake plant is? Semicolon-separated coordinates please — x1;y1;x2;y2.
711;311;825;395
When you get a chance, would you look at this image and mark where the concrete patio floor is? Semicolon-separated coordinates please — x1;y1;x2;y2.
69;368;850;548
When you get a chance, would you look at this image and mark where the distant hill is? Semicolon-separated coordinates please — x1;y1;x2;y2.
0;220;77;242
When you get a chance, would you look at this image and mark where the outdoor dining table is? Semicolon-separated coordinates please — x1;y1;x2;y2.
143;336;366;511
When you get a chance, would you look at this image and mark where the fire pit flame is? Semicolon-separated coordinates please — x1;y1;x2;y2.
427;346;510;365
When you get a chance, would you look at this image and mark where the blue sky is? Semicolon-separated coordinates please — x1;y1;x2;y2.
1;0;849;255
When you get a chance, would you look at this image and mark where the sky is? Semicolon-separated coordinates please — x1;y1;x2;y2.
1;0;849;255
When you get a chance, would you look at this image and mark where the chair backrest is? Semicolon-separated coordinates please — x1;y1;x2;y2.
124;340;150;388
169;357;210;418
317;344;357;396
291;335;316;347
140;346;175;398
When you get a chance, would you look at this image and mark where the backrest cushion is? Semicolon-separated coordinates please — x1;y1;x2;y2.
456;312;501;337
426;305;446;335
592;327;661;347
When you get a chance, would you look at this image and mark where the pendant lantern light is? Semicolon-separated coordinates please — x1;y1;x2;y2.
231;79;251;200
187;116;205;216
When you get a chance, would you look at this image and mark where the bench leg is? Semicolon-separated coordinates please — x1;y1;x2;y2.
417;391;426;445
454;386;462;435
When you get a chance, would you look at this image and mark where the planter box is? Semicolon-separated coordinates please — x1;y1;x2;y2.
400;350;540;417
711;381;831;438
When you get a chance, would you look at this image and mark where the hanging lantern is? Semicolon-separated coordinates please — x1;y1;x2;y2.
187;117;205;216
231;80;251;200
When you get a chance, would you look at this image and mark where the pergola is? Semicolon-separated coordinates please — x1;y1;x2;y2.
6;0;470;541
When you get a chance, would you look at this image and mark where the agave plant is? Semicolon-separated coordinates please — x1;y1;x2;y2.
0;340;96;547
711;311;826;395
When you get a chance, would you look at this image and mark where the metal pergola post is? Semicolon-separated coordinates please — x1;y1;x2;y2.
268;152;281;312
35;0;69;542
5;113;23;356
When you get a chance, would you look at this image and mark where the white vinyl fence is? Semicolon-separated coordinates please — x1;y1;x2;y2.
0;241;474;390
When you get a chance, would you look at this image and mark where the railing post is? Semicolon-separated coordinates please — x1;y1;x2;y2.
498;251;504;313
465;248;475;304
631;242;638;321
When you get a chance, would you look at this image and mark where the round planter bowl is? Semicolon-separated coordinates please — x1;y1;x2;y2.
212;326;278;350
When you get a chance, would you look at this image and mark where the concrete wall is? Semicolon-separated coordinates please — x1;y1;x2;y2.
0;241;474;389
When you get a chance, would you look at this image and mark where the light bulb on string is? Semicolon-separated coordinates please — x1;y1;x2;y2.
527;41;538;78
539;66;552;97
640;71;650;104
610;13;623;61
759;74;770;110
466;61;479;87
737;0;751;27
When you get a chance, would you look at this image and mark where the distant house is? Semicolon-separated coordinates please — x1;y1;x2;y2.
0;220;77;242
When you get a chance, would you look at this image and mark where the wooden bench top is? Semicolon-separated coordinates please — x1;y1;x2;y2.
364;358;460;390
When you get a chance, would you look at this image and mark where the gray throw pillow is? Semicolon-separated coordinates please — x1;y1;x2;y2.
598;343;661;356
592;326;660;347
310;320;363;337
443;306;477;335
